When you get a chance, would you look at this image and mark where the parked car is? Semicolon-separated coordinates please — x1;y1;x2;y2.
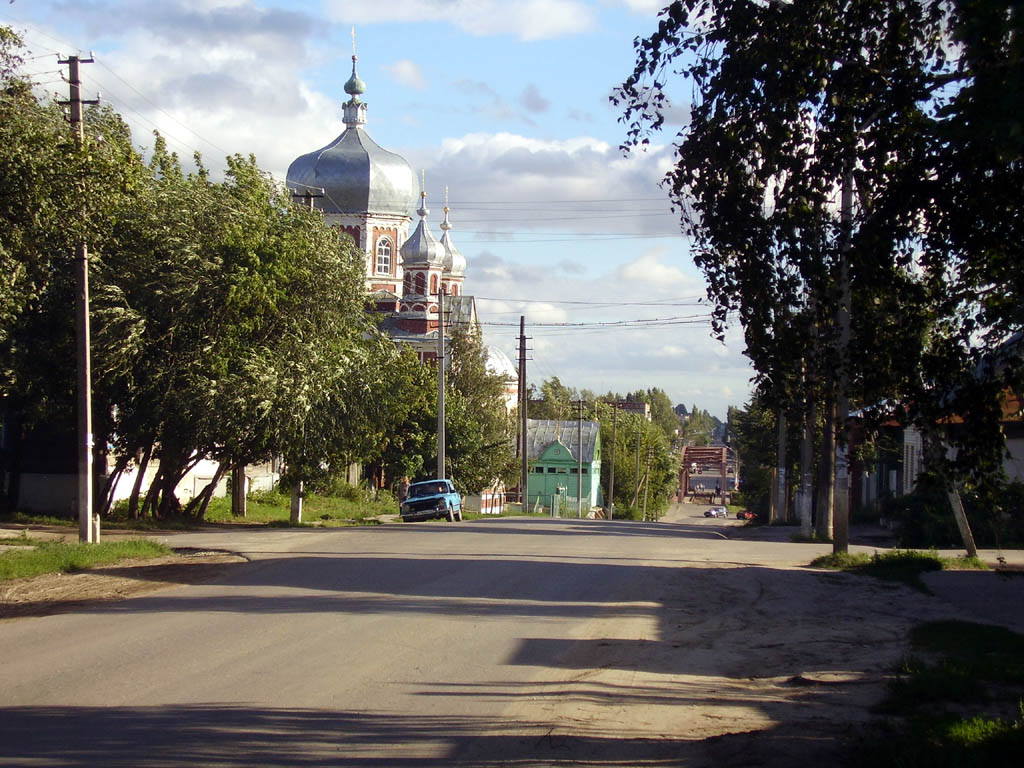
400;479;463;522
704;506;728;518
736;509;757;521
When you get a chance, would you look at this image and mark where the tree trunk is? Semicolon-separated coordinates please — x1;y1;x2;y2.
128;444;153;520
97;453;131;517
921;422;978;557
772;410;787;524
185;461;228;520
231;462;247;517
798;392;815;538
816;398;835;540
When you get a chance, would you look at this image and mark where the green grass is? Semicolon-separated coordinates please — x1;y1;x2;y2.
853;622;1024;767
0;538;171;582
200;491;399;526
461;503;550;521
811;549;987;591
0;511;76;528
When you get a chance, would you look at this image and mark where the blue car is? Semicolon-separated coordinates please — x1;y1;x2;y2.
704;506;728;518
400;479;463;522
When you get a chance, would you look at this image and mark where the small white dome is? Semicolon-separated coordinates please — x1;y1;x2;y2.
486;346;518;381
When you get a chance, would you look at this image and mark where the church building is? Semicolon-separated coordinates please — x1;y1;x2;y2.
286;49;477;362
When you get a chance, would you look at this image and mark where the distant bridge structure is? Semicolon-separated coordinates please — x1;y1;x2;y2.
679;445;733;502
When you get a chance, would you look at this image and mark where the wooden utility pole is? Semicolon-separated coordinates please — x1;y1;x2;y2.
59;53;99;544
642;447;652;521
287;190;322;523
291;187;324;210
519;317;529;510
633;423;642;507
437;289;446;479
576;400;583;518
608;405;616;521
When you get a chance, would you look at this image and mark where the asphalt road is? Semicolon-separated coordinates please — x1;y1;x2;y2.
1;508;1021;767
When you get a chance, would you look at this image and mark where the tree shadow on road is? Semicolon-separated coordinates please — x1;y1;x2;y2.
0;701;848;767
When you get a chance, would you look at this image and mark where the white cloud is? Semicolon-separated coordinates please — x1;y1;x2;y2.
418;131;679;236
384;59;427;90
617;248;695;286
326;0;597;40
615;0;668;14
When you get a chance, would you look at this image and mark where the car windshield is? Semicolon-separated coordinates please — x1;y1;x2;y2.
409;483;445;498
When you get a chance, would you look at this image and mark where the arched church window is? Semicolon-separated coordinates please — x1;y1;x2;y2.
375;238;392;274
430;274;438;295
415;273;426;295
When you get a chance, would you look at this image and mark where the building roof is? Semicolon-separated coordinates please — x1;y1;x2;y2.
527;419;600;463
440;203;466;277
400;191;446;267
286;57;416;218
486;345;517;382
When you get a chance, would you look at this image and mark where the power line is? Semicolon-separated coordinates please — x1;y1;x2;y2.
475;295;705;307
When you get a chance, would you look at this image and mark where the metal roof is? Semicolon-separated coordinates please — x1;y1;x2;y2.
287;127;417;218
526;419;600;463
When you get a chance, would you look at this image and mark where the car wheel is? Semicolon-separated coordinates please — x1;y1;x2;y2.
455;508;463;522
446;505;455;522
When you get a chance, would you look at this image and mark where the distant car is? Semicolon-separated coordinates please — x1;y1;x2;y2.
736;509;757;521
704;506;728;518
400;479;463;522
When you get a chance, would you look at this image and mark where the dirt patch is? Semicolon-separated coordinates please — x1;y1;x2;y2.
0;549;247;620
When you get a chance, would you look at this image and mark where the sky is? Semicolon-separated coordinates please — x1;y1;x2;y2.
3;0;755;420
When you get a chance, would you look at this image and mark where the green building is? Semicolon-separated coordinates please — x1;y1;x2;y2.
526;419;602;512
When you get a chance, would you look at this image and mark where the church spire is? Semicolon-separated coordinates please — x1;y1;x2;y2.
440;186;466;279
343;27;368;128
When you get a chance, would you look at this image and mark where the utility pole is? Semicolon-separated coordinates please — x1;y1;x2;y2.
59;53;99;544
633;422;642;507
287;188;322;524
576;400;583;518
437;288;446;479
518;317;529;511
291;187;324;210
608;405;616;521
643;447;652;521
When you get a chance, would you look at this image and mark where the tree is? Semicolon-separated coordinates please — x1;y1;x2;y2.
443;329;517;493
94;143;371;518
530;376;576;421
616;0;1021;551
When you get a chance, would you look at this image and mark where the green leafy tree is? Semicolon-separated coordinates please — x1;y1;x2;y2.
443;329;517;493
616;0;1022;549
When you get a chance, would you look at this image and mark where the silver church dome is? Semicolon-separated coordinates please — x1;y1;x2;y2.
286;56;416;218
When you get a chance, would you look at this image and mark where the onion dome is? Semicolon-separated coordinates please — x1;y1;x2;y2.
440;192;467;277
486;345;518;382
286;54;416;217
400;186;445;267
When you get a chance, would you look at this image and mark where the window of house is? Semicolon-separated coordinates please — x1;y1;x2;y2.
546;467;557;473
375;238;392;274
534;467;545;474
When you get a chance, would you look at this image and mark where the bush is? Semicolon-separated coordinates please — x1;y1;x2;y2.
882;477;1024;549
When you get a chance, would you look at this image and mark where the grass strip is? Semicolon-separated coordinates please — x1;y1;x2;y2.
854;621;1024;767
811;549;986;591
0;538;171;582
